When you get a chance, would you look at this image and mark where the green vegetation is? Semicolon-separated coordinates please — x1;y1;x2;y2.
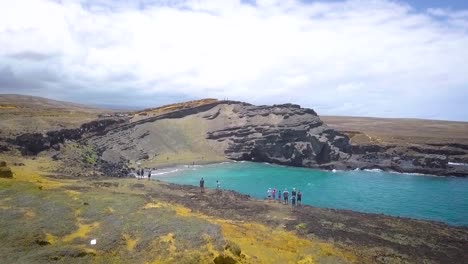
81;145;98;166
0;157;359;263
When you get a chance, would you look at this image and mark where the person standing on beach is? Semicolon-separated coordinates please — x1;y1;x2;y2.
267;188;272;200
272;188;277;200
147;170;151;180
297;190;302;205
216;180;221;192
283;189;289;205
291;195;296;207
278;190;282;202
200;177;205;193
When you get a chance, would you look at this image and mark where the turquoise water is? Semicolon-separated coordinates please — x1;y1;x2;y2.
153;162;468;226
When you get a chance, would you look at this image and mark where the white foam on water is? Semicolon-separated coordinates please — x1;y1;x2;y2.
449;162;468;166
364;169;383;172
388;170;427;176
151;168;180;176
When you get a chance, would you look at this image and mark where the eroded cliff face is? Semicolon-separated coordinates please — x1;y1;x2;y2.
13;118;128;155
83;101;351;169
205;103;351;167
7;99;468;177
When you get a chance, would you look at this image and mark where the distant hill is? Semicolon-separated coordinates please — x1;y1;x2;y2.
0;94;110;136
0;94;104;112
321;115;468;145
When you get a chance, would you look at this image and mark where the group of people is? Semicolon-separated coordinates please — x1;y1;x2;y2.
199;177;221;193
199;178;302;207
267;187;302;206
135;168;152;180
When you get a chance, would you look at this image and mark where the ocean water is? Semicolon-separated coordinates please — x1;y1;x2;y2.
153;162;468;226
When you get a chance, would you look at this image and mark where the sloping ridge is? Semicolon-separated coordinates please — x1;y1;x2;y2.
88;101;351;169
0;94;104;112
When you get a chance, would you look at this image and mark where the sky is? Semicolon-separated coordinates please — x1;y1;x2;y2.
0;0;467;121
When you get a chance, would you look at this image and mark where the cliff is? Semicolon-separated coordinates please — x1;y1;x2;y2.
7;99;468;177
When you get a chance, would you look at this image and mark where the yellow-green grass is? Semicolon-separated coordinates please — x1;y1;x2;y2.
0;156;355;264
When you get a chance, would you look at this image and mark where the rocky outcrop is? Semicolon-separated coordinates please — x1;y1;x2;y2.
341;143;468;176
13;118;128;155
0;160;13;178
206;104;351;167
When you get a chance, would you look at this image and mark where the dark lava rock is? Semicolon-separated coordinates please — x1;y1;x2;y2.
0;143;10;152
97;159;129;177
0;166;13;178
14;118;127;155
206;104;351;167
412;154;448;169
15;133;51;155
35;240;51;246
213;254;237;264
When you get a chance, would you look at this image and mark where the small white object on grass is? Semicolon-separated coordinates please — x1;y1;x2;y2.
90;239;97;245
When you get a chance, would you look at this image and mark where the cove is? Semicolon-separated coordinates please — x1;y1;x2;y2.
153;162;468;226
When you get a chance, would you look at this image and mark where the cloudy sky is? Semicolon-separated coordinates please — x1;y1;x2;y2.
1;0;467;121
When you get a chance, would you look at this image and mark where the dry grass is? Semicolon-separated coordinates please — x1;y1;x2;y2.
322;115;468;145
0;155;356;264
0;94;109;137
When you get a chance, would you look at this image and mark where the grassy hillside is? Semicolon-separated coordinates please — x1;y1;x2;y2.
1;154;467;263
0;94;109;137
321;116;468;145
0;155;356;264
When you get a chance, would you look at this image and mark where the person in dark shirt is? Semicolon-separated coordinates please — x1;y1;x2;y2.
297;190;302;205
283;189;289;205
200;177;205;193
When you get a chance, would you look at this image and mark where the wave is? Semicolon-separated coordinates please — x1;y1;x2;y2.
151;168;180;176
363;168;383;172
448;162;468;166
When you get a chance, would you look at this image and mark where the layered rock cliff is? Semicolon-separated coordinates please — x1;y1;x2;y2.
7;99;468;177
205;103;351;167
82;101;352;170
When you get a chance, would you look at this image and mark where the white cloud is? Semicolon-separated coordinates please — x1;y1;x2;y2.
0;0;467;120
